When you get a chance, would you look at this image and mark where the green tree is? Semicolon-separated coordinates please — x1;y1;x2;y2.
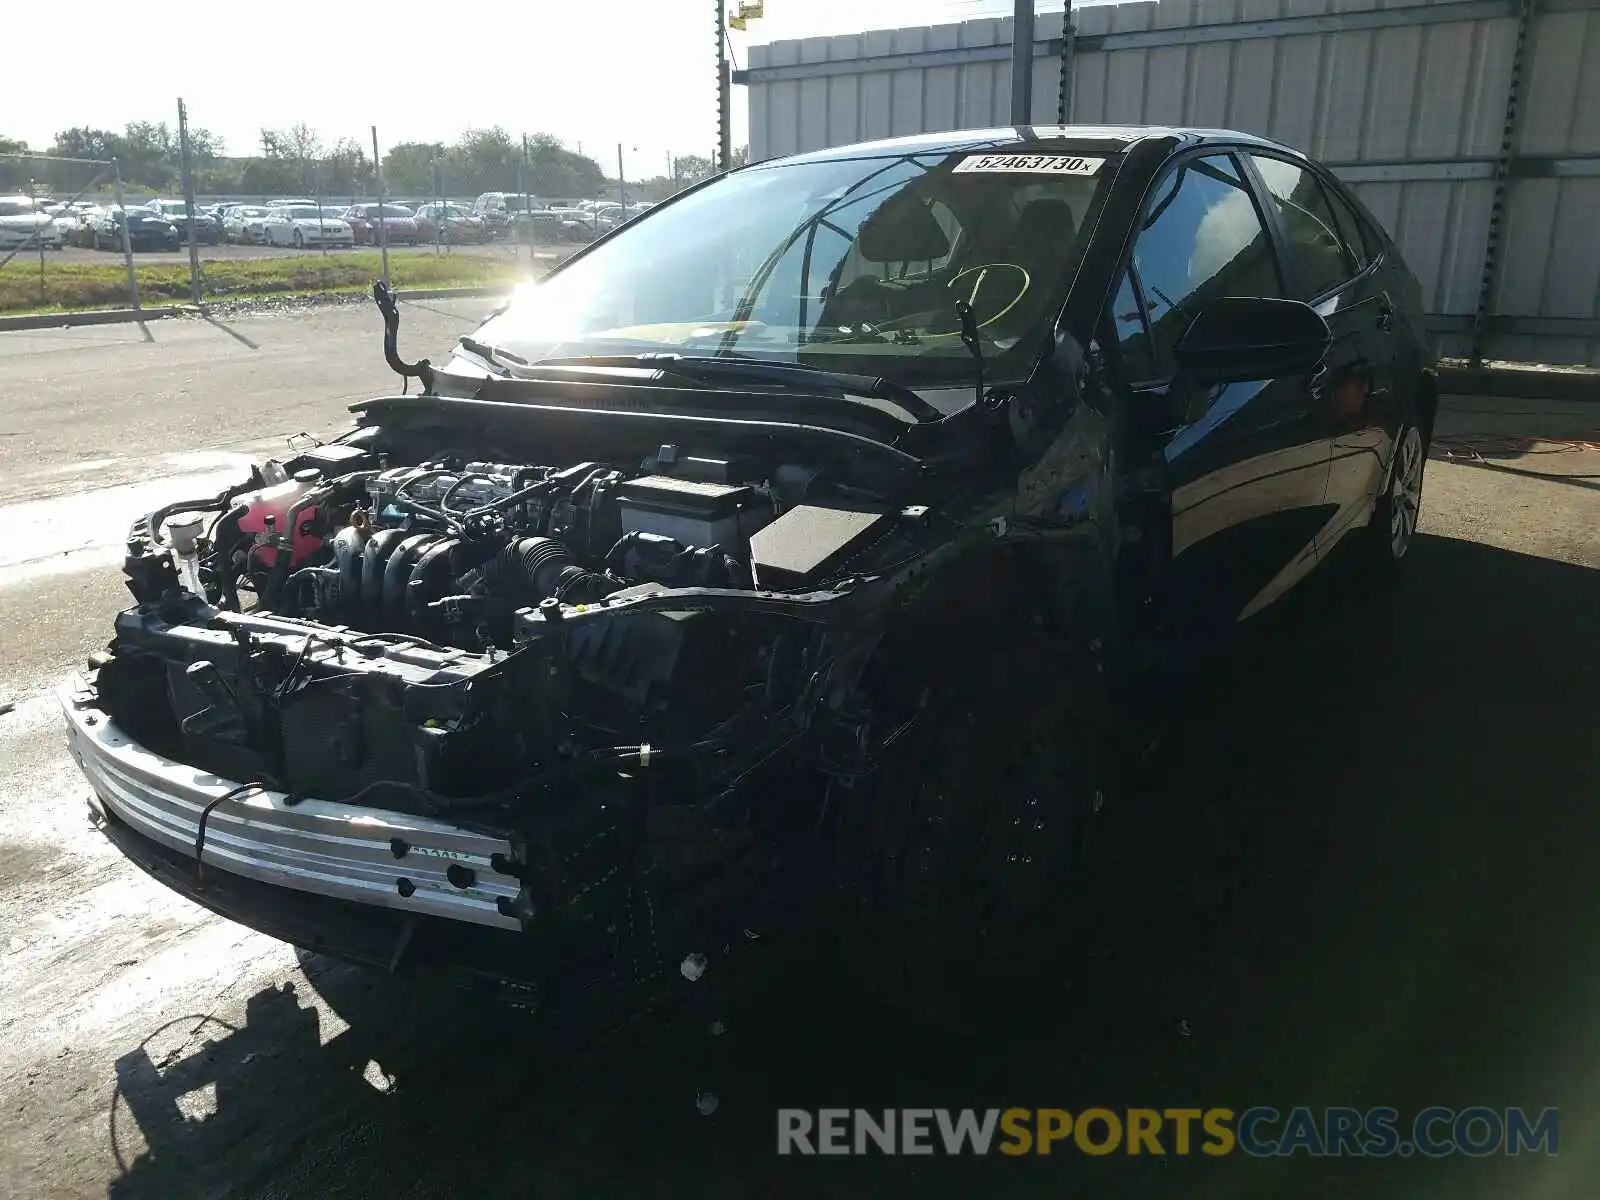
382;142;446;196
452;127;519;193
672;153;714;183
238;157;303;197
320;137;373;198
524;135;604;198
258;122;326;192
51;127;120;161
119;122;177;188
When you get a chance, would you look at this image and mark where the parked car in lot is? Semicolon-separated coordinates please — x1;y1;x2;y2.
92;206;181;252
70;205;103;247
224;205;274;244
262;204;356;249
469;192;544;239
512;209;566;243
0;195;65;250
60;126;1435;1012
341;203;419;246
412;201;486;244
145;199;224;245
46;203;89;245
546;206;603;243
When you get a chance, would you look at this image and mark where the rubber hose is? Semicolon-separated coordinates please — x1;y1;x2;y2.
493;537;613;604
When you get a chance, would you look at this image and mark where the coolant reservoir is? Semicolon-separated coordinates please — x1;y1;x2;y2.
165;513;207;596
237;468;322;567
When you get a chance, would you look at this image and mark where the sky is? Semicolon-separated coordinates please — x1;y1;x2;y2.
1;1;1097;180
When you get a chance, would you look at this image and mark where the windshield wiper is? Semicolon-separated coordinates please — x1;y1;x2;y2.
529;353;947;422
455;335;519;377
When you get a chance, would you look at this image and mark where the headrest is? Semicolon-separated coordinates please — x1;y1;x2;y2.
1009;198;1078;249
856;195;952;263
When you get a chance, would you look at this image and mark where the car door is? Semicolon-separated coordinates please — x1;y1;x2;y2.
1108;150;1334;650
1242;152;1396;554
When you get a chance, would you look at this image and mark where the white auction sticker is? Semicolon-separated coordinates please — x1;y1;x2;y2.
952;153;1105;176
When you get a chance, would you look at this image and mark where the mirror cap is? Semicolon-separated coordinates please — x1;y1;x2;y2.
1173;296;1332;386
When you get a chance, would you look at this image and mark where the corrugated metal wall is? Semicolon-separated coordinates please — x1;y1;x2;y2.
743;0;1600;365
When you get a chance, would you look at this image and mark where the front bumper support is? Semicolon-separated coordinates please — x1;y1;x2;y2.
58;676;523;932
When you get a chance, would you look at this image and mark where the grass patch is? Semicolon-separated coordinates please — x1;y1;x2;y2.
0;251;532;315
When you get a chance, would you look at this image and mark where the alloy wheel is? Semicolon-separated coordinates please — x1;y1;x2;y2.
1390;424;1425;558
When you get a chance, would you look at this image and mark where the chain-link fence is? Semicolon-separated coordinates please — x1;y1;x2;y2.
2;102;717;319
0;152;150;315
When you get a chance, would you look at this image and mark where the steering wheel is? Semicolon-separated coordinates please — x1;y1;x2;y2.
872;262;1032;335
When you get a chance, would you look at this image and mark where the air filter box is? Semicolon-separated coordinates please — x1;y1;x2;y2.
748;503;888;590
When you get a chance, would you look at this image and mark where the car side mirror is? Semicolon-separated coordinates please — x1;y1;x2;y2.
1172;296;1331;386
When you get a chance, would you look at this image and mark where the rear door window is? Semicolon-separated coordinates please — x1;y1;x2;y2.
1247;154;1356;299
1323;183;1377;271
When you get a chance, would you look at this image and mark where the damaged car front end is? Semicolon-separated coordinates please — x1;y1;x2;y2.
61;130;1168;1011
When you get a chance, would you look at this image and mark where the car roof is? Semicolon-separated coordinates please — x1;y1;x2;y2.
758;124;1308;167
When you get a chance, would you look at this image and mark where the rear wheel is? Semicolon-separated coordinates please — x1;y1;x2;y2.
1363;416;1428;573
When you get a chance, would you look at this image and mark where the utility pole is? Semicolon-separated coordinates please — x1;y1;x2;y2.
617;144;627;213
112;160;142;317
371;125;389;288
1011;0;1036;125
716;0;732;171
521;134;532;252
176;97;202;305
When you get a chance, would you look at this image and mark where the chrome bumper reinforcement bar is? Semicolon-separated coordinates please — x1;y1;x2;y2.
58;676;522;931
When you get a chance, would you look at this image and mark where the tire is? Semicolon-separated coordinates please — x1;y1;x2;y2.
1363;414;1428;574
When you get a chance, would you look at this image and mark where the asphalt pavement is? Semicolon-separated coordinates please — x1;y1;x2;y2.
0;303;1597;1198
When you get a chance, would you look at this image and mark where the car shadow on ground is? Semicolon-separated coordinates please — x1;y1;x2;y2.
103;532;1600;1200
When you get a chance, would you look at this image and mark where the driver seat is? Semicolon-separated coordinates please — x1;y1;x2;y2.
1004;198;1078;259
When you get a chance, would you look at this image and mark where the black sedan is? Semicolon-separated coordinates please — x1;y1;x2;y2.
145;199;224;245
93;207;181;252
62;125;1434;1006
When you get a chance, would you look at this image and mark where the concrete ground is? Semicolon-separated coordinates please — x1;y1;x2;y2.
0;303;1596;1198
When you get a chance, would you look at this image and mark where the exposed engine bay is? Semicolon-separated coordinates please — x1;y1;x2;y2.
89;404;1010;985
105;433;926;801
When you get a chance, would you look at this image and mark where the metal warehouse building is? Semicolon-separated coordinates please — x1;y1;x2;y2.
739;0;1600;367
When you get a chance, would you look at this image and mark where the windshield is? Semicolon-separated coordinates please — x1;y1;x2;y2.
283;206;329;219
471;147;1116;386
0;200;36;216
